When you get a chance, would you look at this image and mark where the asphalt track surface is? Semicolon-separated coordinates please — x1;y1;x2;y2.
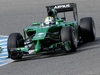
0;0;100;75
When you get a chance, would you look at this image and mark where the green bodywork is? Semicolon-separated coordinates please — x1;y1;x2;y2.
15;7;79;54
16;19;78;54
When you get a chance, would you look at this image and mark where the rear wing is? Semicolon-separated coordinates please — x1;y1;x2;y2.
46;3;77;13
46;3;78;21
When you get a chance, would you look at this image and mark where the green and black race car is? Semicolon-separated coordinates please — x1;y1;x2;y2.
7;3;96;60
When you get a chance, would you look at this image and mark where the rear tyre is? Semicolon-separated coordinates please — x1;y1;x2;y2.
7;33;24;60
80;17;96;42
61;27;78;52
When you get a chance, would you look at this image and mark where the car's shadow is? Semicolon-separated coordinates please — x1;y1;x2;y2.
13;37;100;62
78;37;100;52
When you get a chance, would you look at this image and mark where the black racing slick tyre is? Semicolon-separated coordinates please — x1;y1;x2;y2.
7;33;24;60
61;27;78;52
80;17;96;42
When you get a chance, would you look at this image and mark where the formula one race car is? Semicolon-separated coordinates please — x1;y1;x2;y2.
7;3;96;60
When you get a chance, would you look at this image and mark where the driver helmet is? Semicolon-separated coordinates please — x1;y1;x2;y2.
44;16;54;25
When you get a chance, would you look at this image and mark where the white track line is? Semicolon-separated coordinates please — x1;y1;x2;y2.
0;39;7;42
0;35;8;37
0;35;14;67
0;42;7;45
0;52;8;55
0;60;14;67
0;56;8;58
1;46;7;49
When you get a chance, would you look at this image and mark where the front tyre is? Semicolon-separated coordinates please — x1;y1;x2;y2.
7;33;24;60
61;27;78;52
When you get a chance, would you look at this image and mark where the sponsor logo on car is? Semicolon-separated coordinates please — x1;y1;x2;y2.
54;4;70;9
38;33;44;37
